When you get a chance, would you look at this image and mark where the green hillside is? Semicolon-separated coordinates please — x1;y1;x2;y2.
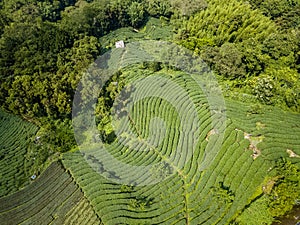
0;110;38;197
62;67;300;224
0;161;100;225
0;0;299;224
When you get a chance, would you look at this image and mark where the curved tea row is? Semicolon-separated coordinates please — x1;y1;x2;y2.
0;110;38;197
62;70;300;224
0;161;100;225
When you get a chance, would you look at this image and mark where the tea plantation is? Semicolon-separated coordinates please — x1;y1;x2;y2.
0;0;299;223
1;65;299;225
0;161;100;225
62;69;300;224
0;110;38;197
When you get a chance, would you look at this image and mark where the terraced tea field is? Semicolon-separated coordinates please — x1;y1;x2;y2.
1;62;299;224
0;0;299;223
1;41;299;225
64;68;300;224
0;161;100;225
0;110;38;197
226;99;300;168
1;71;299;224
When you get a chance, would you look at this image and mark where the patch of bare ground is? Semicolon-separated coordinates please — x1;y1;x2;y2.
286;149;300;158
235;128;264;159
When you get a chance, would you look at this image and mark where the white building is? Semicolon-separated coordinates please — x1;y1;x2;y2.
115;40;125;48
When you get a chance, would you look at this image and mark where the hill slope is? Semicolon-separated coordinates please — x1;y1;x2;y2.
0;161;100;225
63;67;300;224
0;110;38;197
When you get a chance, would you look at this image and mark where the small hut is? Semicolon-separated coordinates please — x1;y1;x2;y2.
115;40;125;48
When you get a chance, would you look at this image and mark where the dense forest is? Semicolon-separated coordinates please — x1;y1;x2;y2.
0;0;300;224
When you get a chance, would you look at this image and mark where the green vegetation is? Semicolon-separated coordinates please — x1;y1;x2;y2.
64;66;300;224
0;0;299;224
0;0;299;117
175;0;300;112
0;161;100;225
267;159;300;218
0;109;38;197
0;108;77;198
